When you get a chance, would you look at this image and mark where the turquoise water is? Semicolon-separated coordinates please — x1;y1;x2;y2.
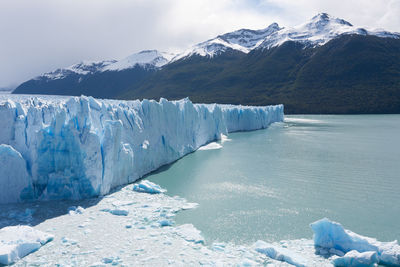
148;115;400;245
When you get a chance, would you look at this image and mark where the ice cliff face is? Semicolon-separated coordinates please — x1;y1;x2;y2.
0;96;283;203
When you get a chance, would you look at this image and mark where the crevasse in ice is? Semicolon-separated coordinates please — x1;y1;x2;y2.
0;96;283;203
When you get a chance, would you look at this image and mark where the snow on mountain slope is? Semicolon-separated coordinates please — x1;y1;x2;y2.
258;13;400;49
0;95;283;203
172;23;282;60
40;60;116;80
104;50;175;71
36;50;174;81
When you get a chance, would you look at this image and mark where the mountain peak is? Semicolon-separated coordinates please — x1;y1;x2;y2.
311;12;330;21
308;13;353;28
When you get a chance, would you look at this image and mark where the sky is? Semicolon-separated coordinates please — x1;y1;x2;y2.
0;0;399;89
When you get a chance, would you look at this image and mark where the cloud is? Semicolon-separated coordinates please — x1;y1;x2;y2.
0;0;398;88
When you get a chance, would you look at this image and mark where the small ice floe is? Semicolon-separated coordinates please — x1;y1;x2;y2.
142;140;150;149
132;180;166;194
173;224;204;244
101;208;129;216
254;240;308;267
220;134;232;143
284;117;322;124
102;256;121;265
311;218;400;266
237;258;258;267
212;243;226;252
68;206;85;215
61;237;78;246
198;142;222;150
158;219;174;227
332;250;379;266
181;202;198;210
0;225;54;265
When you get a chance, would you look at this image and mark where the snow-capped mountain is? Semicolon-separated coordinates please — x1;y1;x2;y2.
29;13;399;81
41;60;116;80
257;13;400;50
173;13;399;59
38;50;174;81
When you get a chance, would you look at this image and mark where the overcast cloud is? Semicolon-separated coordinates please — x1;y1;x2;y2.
0;0;399;88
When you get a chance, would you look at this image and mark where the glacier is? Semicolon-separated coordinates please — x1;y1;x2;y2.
0;95;283;203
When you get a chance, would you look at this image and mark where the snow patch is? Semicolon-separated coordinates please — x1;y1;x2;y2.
104;50;175;71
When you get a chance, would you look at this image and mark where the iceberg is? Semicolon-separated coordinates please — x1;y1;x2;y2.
311;218;400;266
0;95;283;203
0;225;53;265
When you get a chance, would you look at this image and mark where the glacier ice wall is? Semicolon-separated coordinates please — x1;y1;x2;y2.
0;96;283;203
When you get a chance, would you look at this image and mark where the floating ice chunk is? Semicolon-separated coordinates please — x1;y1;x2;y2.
0;225;54;265
61;237;78;245
181;202;198;210
311;218;400;266
132;180;166;194
158;219;174;227
220;134;231;143
212;243;226;252
254;240;307;267
101;208;129;216
237;258;258;267
102;256;121;265
68;206;85;215
174;224;205;244
332;250;378;267
198;142;223;150
142;140;150;149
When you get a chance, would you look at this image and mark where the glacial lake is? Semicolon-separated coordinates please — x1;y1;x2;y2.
148;115;400;245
